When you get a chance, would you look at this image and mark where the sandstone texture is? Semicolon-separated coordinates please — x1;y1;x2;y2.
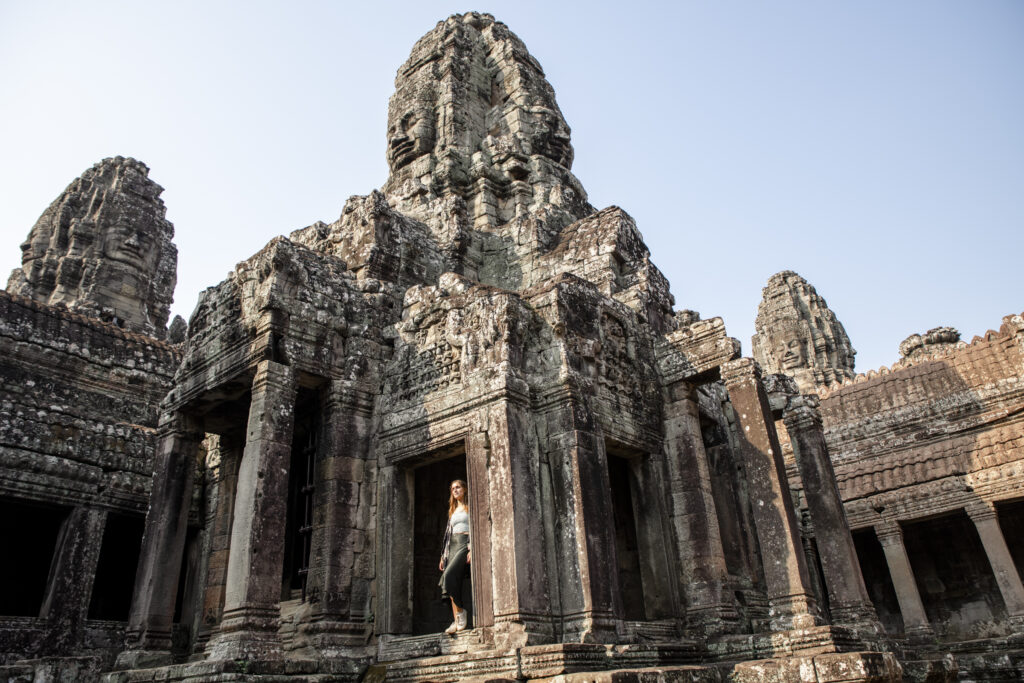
0;157;182;680
755;271;1024;680
752;271;856;393
7;11;1020;683
7;156;177;339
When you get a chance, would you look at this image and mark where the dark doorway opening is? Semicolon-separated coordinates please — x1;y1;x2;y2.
904;511;1005;636
607;452;646;621
0;498;67;616
282;387;319;601
852;528;904;635
88;512;145;620
412;449;469;635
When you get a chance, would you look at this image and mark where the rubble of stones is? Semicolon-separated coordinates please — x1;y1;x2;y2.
0;10;1020;683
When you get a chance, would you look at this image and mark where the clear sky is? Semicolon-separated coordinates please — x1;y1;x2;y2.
1;1;1021;374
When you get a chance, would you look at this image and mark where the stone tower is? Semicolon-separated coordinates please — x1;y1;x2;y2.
6;156;177;338
104;13;893;683
752;270;856;391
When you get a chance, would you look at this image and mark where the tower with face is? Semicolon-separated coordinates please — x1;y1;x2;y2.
6;157;177;338
752;270;856;391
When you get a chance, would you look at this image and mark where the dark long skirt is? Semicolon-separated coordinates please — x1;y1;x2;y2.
439;533;470;609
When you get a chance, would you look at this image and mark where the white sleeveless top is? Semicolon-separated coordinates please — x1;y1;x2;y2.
450;508;470;534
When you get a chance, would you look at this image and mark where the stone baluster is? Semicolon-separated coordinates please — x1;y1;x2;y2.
207;360;298;660
874;521;934;640
117;411;202;669
966;502;1024;623
721;358;821;630
663;380;737;634
782;395;879;628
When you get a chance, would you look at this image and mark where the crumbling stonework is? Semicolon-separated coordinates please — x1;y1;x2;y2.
85;13;898;683
6;156;177;339
754;270;1024;680
14;11;1009;683
752;271;856;393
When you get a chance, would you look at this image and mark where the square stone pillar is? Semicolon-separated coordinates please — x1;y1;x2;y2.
663;380;737;635
967;502;1024;622
874;521;934;641
301;381;375;651
543;392;619;642
722;358;821;630
476;399;553;648
782;395;879;629
117;411;202;669
38;506;107;655
192;433;243;653
207;360;298;660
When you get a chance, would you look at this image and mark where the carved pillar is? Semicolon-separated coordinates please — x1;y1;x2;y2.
207;360;298;660
544;391;619;642
783;395;878;627
301;381;374;650
39;506;107;654
967;502;1024;621
193;434;243;653
117;411;202;668
477;399;551;648
875;522;934;640
663;380;736;634
721;358;821;630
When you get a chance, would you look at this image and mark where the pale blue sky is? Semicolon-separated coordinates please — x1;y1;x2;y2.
1;1;1021;373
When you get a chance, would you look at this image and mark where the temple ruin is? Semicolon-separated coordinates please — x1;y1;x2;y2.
0;11;1020;683
756;270;1024;680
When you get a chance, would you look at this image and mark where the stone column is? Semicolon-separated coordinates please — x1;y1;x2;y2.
301;381;374;651
967;502;1024;621
207;360;298;660
193;433;243;653
783;395;878;627
874;522;933;640
721;358;821;630
663;380;737;634
544;391;619;642
477;399;552;648
38;506;107;654
117;411;202;669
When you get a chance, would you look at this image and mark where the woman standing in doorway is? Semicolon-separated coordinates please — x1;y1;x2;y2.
438;479;471;633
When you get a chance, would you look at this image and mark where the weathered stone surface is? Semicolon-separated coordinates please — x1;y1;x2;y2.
19;11;1012;683
6;156;177;339
0;162;182;676
752;271;856;392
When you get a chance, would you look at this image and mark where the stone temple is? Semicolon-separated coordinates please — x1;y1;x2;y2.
0;11;1022;683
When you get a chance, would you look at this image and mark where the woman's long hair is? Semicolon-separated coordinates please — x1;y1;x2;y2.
448;479;469;518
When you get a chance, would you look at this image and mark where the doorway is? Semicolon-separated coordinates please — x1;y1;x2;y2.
412;451;469;635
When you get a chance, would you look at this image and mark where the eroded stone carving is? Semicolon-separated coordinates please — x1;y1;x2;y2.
752;270;856;392
899;326;961;361
6;157;177;338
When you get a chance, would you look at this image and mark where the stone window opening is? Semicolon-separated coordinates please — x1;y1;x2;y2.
88;512;145;621
0;498;67;617
281;387;320;603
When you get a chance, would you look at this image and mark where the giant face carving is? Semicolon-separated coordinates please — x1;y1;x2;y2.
105;217;157;265
776;338;808;370
387;106;436;172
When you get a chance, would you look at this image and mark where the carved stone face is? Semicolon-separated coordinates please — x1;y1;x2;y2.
777;338;807;370
102;214;160;274
387;107;436;172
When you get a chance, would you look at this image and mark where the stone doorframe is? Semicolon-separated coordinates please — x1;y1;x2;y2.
377;429;493;636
